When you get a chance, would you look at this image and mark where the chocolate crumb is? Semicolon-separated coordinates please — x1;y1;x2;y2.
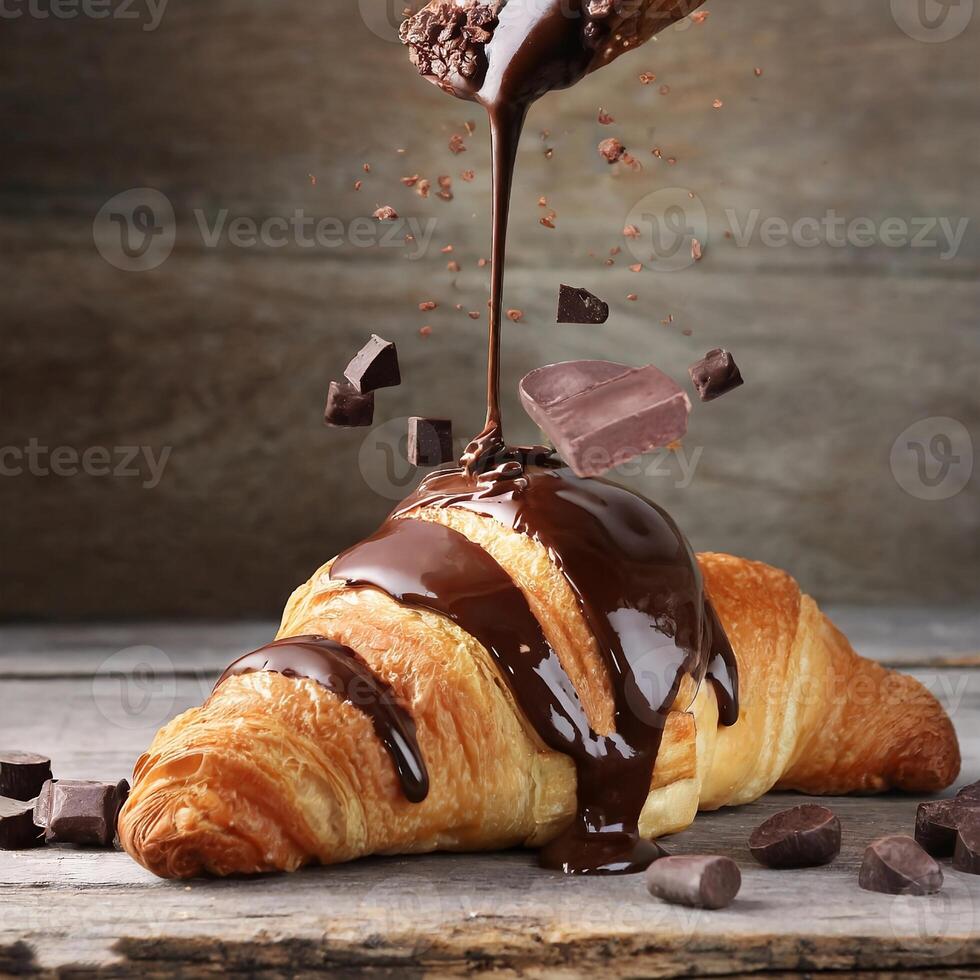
447;260;461;272
623;224;640;238
507;309;524;322
374;206;399;221
419;301;438;312
401;174;421;187
449;134;467;154
461;170;476;181
692;239;703;261
419;325;433;338
598;108;615;125
639;71;656;84
354;180;363;191
540;216;556;229
598;137;626;163
468;311;481;320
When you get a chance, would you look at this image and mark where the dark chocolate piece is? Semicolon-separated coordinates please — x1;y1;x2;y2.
556;284;609;325
323;381;375;428
34;779;130;847
957;781;980;802
749;804;841;868
407;417;454;466
519;360;691;478
953;818;980;875
0;751;52;802
859;835;943;895
689;348;744;403
0;797;44;850
915;799;980;857
344;335;401;394
645;855;741;909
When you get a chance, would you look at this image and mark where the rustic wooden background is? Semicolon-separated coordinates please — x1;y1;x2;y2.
1;0;977;618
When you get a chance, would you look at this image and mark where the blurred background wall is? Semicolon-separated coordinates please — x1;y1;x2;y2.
1;0;977;619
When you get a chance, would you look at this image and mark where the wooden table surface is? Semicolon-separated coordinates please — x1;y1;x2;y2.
1;614;978;978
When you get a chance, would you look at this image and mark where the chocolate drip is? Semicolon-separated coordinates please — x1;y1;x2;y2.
216;636;429;804
330;453;738;874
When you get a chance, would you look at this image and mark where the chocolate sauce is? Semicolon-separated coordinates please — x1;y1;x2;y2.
328;452;738;874
216;636;429;804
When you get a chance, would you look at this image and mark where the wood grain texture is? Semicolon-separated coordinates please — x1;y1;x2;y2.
0;0;978;618
0;623;978;976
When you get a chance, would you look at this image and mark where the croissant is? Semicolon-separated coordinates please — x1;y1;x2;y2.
118;459;960;879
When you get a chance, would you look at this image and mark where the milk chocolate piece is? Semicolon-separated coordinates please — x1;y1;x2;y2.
407;417;454;466
646;855;741;910
0;798;43;850
519;360;691;478
324;381;375;428
689;348;744;402
957;781;980;802
749;804;841;868
0;751;52;802
915;799;980;857
344;335;401;394
557;284;609;324
953;818;980;874
34;779;130;847
859;835;943;895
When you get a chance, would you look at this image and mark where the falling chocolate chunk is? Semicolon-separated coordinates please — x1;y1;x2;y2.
344;335;401;394
645;855;741;910
324;381;375;428
915;799;980;857
859;836;943;895
519;361;691;479
0;797;44;850
957;781;980;802
556;284;609;325
34;779;130;847
689;348;744;402
749;804;841;869
407;417;454;466
0;751;52;802
953;818;980;874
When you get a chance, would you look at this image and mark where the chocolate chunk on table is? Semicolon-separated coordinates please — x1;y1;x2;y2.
0;798;44;850
519;360;690;478
689;348;744;402
34;779;130;847
915;798;980;857
407;417;454;466
324;381;375;428
0;751;52;802
953;818;980;874
646;855;741;909
749;804;841;869
344;334;401;394
860;836;943;895
556;284;609;324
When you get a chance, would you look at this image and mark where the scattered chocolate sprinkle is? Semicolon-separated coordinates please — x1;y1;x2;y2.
712;99;724;109
598;108;615;125
468;311;481;320
419;325;433;338
691;10;710;23
374;206;399;221
754;67;764;77
609;246;621;256
692;239;703;261
626;293;638;301
461;170;476;181
507;309;524;322
477;258;488;267
540;216;556;229
401;174;421;187
538;196;548;207
623;224;641;239
354;180;363;191
629;263;643;273
449;134;467;154
639;72;656;84
437;190;454;201
464;120;476;135
438;175;452;189
598;138;626;164
308;174;317;186
544;147;554;160
447;260;461;272
363;163;371;173
419;301;438;312
417;179;431;198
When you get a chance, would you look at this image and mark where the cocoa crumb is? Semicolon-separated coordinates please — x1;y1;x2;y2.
419;301;438;311
626;293;638;301
538;196;548;207
460;170;476;181
438;175;452;189
712;99;724;109
478;258;488;267
308;174;317;186
544;147;554;160
754;67;764;77
604;258;615;266
690;10;710;23
401;175;421;187
441;244;454;253
506;309;524;322
659;85;671;95
639;72;656;84
437;190;454;201
447;260;461;272
416;179;431;198
354;180;363;191
621;152;642;171
623;224;641;239
419;325;433;338
667;156;677;165
540;216;556;229
468;311;481;319
449;134;467;154
374;205;399;221
651;147;663;158
363;163;372;173
609;246;621;256
598;137;626;163
629;263;642;273
691;239;703;261
464;120;476;135
598;108;615;125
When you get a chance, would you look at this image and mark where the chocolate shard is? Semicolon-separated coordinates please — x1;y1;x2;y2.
0;751;53;802
0;797;44;850
915;799;980;857
689;348;744;403
956;781;980;802
519;360;691;479
556;284;609;324
324;381;375;428
953;818;980;875
749;804;841;869
34;779;130;847
407;417;454;466
859;835;943;896
645;855;741;910
344;334;401;394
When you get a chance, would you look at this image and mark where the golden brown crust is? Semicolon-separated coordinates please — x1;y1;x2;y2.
119;524;960;879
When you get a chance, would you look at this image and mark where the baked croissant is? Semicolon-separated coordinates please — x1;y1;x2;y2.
119;460;960;880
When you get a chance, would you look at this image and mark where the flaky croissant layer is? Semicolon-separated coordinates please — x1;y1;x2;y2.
119;504;959;878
